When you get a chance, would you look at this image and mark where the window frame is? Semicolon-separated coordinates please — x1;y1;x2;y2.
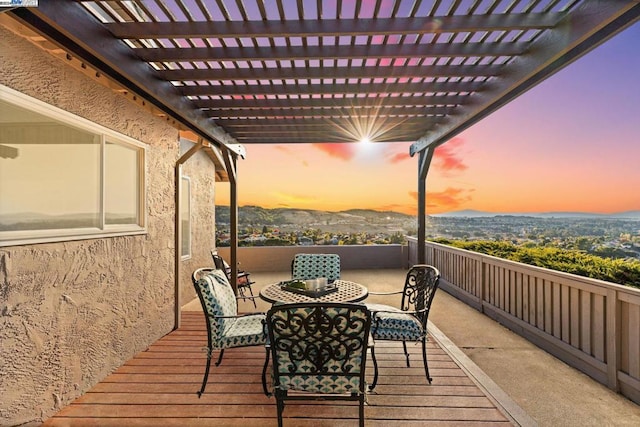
0;84;147;247
180;175;192;261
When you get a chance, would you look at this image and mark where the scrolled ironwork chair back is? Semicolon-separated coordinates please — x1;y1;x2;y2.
400;265;440;328
266;303;371;394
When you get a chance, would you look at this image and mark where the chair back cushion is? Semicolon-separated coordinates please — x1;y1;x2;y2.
194;269;238;343
291;253;341;281
266;303;370;395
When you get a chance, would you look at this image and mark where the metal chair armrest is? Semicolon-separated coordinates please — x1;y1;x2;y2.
235;294;259;301
368;290;403;296
369;307;428;317
214;312;265;319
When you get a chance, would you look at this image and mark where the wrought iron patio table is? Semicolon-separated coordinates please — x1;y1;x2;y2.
259;280;368;304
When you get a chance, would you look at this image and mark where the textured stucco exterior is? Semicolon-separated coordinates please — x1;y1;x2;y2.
0;22;216;426
179;143;217;305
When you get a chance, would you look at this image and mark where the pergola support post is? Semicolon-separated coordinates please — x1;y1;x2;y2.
417;147;435;265
221;148;239;295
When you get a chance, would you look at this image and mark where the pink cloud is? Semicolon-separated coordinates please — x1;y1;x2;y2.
274;145;293;154
433;137;467;174
388;151;410;164
384;144;411;164
409;187;474;213
313;143;356;161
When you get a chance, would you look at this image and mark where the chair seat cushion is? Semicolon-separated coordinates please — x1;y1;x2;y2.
365;303;424;341
220;314;267;349
277;374;362;394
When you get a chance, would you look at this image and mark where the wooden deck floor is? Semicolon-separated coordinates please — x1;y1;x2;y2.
42;311;515;426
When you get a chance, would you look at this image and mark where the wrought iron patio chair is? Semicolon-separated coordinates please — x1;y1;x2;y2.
365;264;440;390
290;253;341;281
191;267;267;397
263;302;371;427
211;251;257;308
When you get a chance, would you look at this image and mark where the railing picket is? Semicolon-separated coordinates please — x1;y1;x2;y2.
593;293;605;362
553;282;562;339
509;270;516;315
581;291;592;356
522;274;530;323
629;304;640;378
571;287;581;348
516;271;521;317
607;289;619;390
530;276;538;327
544;280;553;335
621;302;630;373
537;278;545;330
562;285;571;344
499;266;506;311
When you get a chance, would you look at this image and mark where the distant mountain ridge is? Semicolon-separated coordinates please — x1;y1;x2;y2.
432;209;640;219
215;206;640;223
215;205;413;226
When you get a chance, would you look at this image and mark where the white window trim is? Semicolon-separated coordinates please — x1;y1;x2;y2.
0;84;147;247
180;175;192;261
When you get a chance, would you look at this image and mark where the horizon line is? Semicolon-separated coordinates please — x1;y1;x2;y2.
214;205;640;216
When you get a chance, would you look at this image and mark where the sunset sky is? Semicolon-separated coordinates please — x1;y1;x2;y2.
215;22;640;216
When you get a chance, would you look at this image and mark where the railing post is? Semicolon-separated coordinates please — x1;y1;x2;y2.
606;288;620;392
478;255;486;314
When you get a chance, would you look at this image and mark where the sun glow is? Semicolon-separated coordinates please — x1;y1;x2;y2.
322;98;417;143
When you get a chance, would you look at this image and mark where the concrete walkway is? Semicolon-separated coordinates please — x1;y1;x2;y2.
185;269;640;426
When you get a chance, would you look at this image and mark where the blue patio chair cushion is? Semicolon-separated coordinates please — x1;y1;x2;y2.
271;305;367;394
292;253;341;281
365;303;424;341
219;314;266;349
198;269;266;349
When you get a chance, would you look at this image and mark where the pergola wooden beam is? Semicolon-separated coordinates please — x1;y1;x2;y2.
193;94;467;110
180;81;486;97
158;64;500;82
135;42;528;63
105;13;561;39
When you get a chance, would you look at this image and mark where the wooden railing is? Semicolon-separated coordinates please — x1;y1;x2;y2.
407;237;640;405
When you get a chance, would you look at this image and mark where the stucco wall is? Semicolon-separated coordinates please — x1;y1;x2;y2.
0;22;215;426
180;144;217;307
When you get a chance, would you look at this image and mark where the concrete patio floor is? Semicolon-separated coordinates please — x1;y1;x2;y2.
200;269;640;427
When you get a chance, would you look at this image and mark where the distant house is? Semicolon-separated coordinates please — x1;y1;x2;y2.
298;236;314;246
0;20;229;424
244;235;267;243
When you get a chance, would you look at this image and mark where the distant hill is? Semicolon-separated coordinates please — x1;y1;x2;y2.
433;209;640;220
215;206;640;224
431;209;495;218
215;206;414;232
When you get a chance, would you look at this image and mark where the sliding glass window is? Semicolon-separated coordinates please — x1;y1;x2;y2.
0;85;146;246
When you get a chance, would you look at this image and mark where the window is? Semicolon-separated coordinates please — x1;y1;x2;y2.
0;85;146;246
180;176;191;260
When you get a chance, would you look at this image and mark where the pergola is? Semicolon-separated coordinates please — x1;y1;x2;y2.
8;0;640;280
